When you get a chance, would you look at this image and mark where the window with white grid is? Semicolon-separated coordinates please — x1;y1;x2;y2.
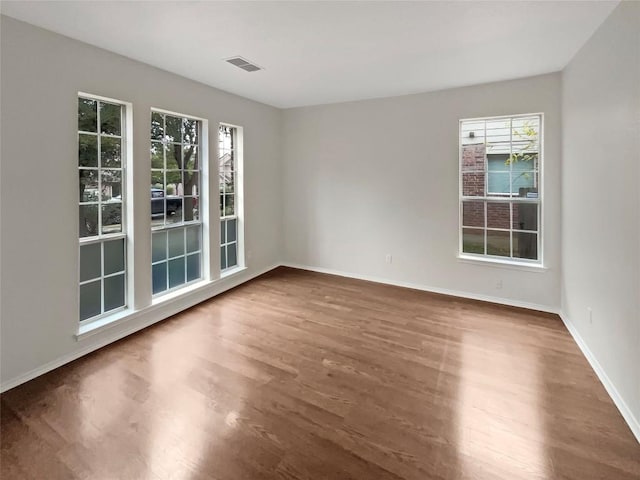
219;125;240;271
460;114;542;264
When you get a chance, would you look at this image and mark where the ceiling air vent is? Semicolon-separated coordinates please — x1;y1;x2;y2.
225;56;263;72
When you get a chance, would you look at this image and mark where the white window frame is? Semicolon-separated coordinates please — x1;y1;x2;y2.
458;113;544;267
150;108;208;297
219;123;244;274
78;92;132;323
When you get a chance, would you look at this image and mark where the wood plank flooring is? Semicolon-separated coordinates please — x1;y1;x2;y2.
2;267;639;480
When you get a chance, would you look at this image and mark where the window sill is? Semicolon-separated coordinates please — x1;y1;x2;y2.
457;255;548;273
221;265;247;279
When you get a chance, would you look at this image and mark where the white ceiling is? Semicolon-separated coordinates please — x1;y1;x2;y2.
0;1;618;108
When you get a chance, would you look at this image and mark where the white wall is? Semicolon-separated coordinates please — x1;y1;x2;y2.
0;17;282;388
561;1;640;438
282;73;561;311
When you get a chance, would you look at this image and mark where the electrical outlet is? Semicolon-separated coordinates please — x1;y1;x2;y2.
496;279;503;290
587;307;593;324
385;254;392;264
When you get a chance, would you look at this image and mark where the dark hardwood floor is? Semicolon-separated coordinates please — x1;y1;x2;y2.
2;267;639;479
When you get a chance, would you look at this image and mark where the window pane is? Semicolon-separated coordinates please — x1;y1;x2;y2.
462;228;484;255
487;172;510;196
487;202;510;229
183;118;198;145
224;194;235;216
165;198;183;224
151;142;164;168
100;102;121;136
104;238;125;275
220;220;227;244
462;172;484;197
151;112;164;140
101;137;122;168
462;201;484;228
227;242;237;268
165;115;182;143
513;172;538;197
186;226;200;253
168;257;185;288
101;170;121;201
220;246;227;270
80;170;99;202
152;232;167;262
513;204;538;231
80;280;101;321
167;145;181;170
184;171;199;196
227;218;237;243
78;98;97;132
183;145;198;170
514;232;538;260
102;204;122;234
79;204;99;238
80;243;101;282
186;253;201;282
487;230;510;257
152;262;167;294
168;228;185;258
461;144;485;171
79;134;98;167
104;274;125;312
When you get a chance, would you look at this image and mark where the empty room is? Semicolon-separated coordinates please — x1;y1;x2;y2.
1;1;639;479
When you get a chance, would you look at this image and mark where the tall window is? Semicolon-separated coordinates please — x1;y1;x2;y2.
219;125;240;271
78;96;127;321
459;114;542;263
150;111;203;295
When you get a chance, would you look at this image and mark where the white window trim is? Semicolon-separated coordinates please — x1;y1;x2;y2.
78;93;133;324
458;113;544;267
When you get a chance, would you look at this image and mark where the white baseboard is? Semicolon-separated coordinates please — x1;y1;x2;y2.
281;262;559;314
559;312;640;444
0;264;279;393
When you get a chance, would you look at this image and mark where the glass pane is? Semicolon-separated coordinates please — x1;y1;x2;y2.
487;172;510;196
152;262;167;294
167;145;181;170
183;145;198;170
184;171;199;196
462;228;484;255
220;246;227;270
487;202;510;229
101;137;122;168
168;228;185;258
151;112;164;140
512;171;538;197
461;144;485;171
80;280;101;321
102;204;122;234
487;230;510;257
78;98;97;133
79;134;98;167
79;204;99;238
183;197;198;221
104;238;125;275
224;194;235;216
151;171;165;225
151;142;164;169
220;192;225;217
152;231;167;262
186;253;201;282
166;116;182;143
227;242;237;268
101;170;121;201
462;172;484;197
513;203;538;231
80;242;101;282
227;218;237;243
514;232;538;260
79;170;99;202
186;226;200;253
462;201;484;228
222;168;234;192
165;198;183;224
100;102;121;136
183;118;198;145
104;274;125;312
166;171;182;194
168;257;185;288
220;220;227;244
